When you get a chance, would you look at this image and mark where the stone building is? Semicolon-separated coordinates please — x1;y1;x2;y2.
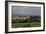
12;16;30;20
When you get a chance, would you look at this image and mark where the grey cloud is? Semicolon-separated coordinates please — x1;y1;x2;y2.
12;6;41;16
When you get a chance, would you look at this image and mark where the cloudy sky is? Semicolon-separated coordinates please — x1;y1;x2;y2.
12;6;41;16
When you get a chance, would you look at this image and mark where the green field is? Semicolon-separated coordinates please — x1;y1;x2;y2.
12;19;41;28
12;22;41;28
